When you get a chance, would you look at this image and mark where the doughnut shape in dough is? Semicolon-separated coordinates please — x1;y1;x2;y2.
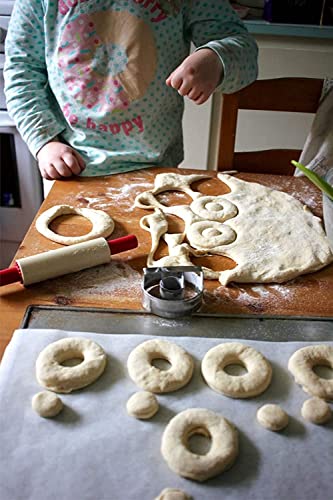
256;404;289;431
161;408;238;482
301;397;332;425
32;391;63;418
126;391;159;419
155;488;192;500
190;196;238;222
127;339;194;393
36;337;107;393
288;344;333;400
36;205;114;245
186;221;236;250
201;342;272;398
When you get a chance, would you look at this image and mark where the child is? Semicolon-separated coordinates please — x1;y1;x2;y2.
4;0;258;180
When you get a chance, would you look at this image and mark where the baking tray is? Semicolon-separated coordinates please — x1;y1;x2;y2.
21;305;333;341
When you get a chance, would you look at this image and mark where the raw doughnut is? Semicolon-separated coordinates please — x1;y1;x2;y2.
256;404;289;431
186;220;236;250
36;337;107;393
36;205;114;245
155;488;192;500
127;339;194;393
288;344;333;400
201;342;272;398
161;408;238;482
58;10;157;112
126;391;159;419
32;391;63;418
190;195;238;222
301;397;332;425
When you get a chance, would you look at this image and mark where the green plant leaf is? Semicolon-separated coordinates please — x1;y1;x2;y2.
291;161;333;201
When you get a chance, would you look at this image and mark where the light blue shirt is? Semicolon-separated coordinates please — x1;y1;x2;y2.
4;0;258;176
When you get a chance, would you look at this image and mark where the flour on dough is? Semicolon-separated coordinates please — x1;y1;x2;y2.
135;173;333;285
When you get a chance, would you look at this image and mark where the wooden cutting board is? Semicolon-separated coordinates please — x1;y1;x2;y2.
1;167;332;357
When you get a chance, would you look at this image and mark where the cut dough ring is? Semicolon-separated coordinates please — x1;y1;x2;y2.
201;342;272;398
161;408;238;482
186;221;236;249
36;337;107;393
127;339;194;393
36;205;115;245
190;196;238;222
288;345;333;400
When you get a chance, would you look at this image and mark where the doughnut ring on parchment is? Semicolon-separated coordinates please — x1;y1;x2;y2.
161;408;239;482
58;10;157;112
186;221;236;249
190;196;238;222
288;344;333;400
36;337;107;393
201;342;272;398
127;339;194;393
35;205;115;245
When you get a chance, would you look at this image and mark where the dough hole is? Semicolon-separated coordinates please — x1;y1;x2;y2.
50;214;93;237
224;363;248;376
61;356;84;367
313;364;333;380
156;191;192;207
187;429;212;455
151;358;172;371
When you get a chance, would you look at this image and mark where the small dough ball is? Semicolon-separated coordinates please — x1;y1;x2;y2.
256;404;289;431
155;488;192;500
301;397;332;425
32;391;63;418
126;391;159;419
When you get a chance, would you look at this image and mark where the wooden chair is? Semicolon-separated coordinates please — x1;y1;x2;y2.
217;77;323;175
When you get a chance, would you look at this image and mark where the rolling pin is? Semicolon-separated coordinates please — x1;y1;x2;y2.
0;234;138;286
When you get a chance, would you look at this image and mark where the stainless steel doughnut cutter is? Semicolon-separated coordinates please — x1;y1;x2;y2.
142;266;204;319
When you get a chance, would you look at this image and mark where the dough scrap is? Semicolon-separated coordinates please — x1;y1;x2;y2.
161;408;238;482
256;404;289;431
201;342;272;398
126;391;159;419
301;397;332;425
288;344;333;400
135;173;333;285
36;204;114;245
127;339;194;393
36;337;107;393
32;391;63;418
155;488;192;500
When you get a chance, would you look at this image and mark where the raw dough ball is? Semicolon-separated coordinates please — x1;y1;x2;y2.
201;342;272;398
126;391;159;419
35;204;114;245
256;404;289;431
155;488;192;500
36;337;107;393
301;398;332;425
32;391;63;418
288;344;333;400
161;408;238;482
127;339;194;393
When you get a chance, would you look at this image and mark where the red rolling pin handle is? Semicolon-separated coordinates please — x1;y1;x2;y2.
0;234;138;286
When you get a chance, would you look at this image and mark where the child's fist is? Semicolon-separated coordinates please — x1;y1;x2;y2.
37;141;86;180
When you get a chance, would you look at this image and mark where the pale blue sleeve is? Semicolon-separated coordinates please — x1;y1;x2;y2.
184;0;258;94
4;0;65;157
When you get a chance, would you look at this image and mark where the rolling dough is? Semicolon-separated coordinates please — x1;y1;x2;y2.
161;408;238;482
135;173;333;285
256;404;289;431
301;397;332;425
32;391;63;418
36;204;114;245
126;391;159;419
155;488;192;500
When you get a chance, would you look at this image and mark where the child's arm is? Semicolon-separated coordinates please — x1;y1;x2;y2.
37;141;85;180
166;0;258;103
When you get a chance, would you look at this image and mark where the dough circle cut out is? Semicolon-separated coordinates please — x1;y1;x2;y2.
36;337;107;393
36;205;115;245
127;339;194;393
186;221;236;249
32;391;63;418
155;487;192;500
256;404;289;431
161;408;238;482
190;195;238;222
201;342;272;398
126;391;159;419
288;344;333;400
301;397;332;425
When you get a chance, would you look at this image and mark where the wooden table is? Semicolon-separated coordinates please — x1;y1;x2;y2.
1;167;333;359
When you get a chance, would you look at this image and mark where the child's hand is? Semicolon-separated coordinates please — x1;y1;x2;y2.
166;48;223;105
37;141;86;180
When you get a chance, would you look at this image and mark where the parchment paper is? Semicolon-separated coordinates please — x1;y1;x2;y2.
0;329;332;500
